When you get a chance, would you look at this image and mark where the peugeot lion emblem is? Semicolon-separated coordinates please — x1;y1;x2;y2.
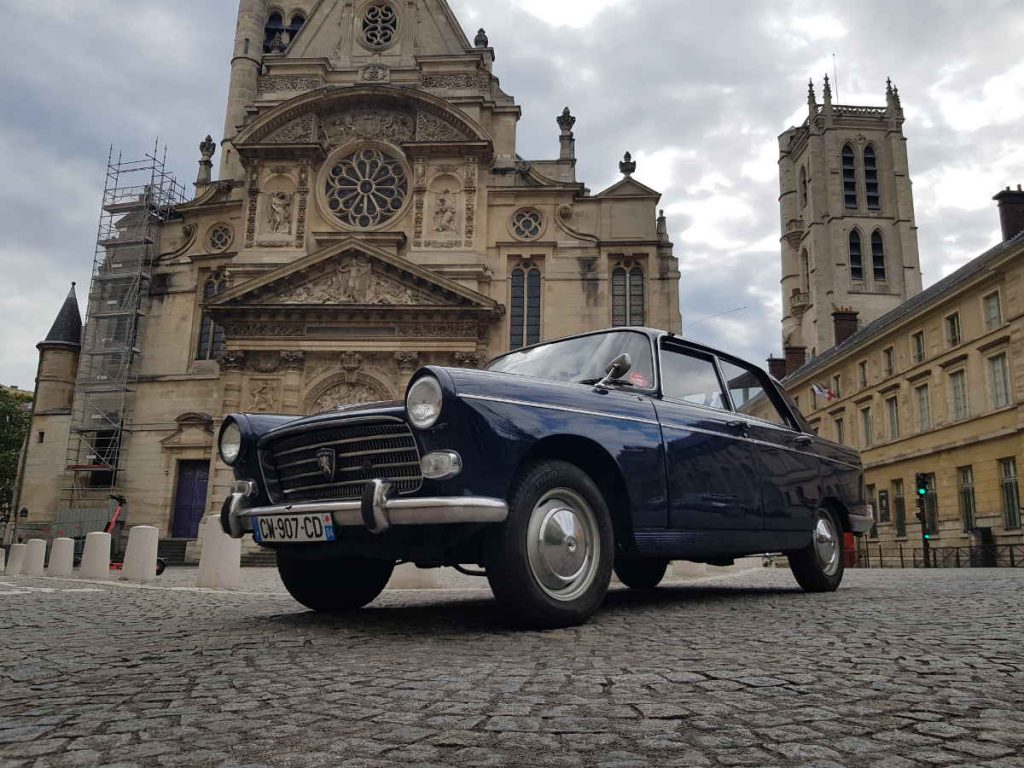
315;448;336;481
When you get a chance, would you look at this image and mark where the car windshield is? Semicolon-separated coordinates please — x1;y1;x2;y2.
487;331;655;388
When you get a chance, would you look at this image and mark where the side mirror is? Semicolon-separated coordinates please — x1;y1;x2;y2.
595;353;632;390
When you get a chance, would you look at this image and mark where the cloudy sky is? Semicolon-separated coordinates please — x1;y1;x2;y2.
1;0;1022;390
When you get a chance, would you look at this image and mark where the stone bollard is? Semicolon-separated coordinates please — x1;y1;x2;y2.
0;546;5;575
80;532;112;580
48;538;75;578
6;543;26;576
121;526;159;583
196;515;242;589
24;539;47;577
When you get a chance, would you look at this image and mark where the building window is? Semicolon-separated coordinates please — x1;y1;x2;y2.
987;353;1011;409
842;144;858;209
849;230;864;281
885;395;900;440
878;489;891;523
923;473;939;536
914;384;931;432
871;230;886;282
37;431;45;444
511;208;544;241
949;369;969;421
883;346;895;377
858;360;868;388
912;331;926;364
799;166;808;208
509;262;542;350
263;12;287;52
324;146;409;229
831;374;842;399
893;479;907;537
287;12;306;41
867;484;877;538
945;312;961;347
983;291;1002;331
864;145;881;210
958;466;976;532
362;4;399;49
197;274;228;361
834;416;844;445
860;406;873;448
612;262;645;327
1000;458;1021;530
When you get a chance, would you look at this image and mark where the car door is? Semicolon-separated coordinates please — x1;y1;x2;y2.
716;356;821;533
655;342;761;532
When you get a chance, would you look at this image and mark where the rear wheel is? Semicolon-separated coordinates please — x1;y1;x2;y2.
277;553;394;612
788;507;845;592
485;461;614;629
614;558;669;590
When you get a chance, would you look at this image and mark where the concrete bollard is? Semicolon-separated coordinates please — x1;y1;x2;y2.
80;532;111;580
0;546;5;575
6;543;26;576
196;515;242;589
24;539;47;577
121;525;159;583
48;538;75;578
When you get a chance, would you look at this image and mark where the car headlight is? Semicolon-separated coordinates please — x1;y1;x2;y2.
407;376;443;429
219;421;242;465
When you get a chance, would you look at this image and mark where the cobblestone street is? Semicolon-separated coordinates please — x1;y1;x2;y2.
1;567;1023;767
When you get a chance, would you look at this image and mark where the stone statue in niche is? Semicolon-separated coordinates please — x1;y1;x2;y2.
434;189;457;233
267;192;293;235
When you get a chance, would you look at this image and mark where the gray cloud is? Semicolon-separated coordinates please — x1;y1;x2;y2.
1;0;1021;389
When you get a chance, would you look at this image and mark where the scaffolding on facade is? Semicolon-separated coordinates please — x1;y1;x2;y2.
59;143;186;525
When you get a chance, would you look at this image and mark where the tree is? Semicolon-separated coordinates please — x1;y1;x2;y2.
0;387;32;518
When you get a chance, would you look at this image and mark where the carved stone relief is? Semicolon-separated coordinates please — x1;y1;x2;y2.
272;255;431;306
395;352;419;373
463;156;478;248
319;108;415;146
256;77;322;96
264;113;315;144
294;164;310;249
415;111;467;143
225;322;305;337
246;352;281;374
244;166;260;248
304;372;393;415
433;188;458;233
420;73;486;90
281;351;306;372
360;64;390;82
247;379;281;412
219;351;246;371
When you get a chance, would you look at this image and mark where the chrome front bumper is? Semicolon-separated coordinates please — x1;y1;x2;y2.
848;503;874;534
221;479;508;539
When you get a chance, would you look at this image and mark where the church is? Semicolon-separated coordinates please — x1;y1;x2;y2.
15;0;681;554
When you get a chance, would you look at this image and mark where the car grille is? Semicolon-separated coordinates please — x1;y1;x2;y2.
261;419;422;504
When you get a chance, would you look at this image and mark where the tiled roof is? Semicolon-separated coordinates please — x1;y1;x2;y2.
41;284;82;348
784;230;1024;384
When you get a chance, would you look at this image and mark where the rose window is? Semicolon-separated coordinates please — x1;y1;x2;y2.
362;4;398;49
206;224;233;252
325;147;409;229
512;208;544;240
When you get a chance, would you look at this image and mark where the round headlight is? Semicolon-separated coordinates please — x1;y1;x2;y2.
219;421;242;465
407;376;443;429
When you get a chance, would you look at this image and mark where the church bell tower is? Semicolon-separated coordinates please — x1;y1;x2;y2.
778;77;922;359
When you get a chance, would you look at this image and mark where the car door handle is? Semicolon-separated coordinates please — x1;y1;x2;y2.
726;420;750;436
791;434;814;447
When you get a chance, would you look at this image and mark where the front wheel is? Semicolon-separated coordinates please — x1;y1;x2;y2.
277;553;394;612
485;461;614;629
788;507;845;592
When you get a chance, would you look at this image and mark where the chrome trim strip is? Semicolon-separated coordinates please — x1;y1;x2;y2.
459;393;659;426
273;431;411;459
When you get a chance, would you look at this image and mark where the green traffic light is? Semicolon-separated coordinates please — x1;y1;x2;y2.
918;489;927;495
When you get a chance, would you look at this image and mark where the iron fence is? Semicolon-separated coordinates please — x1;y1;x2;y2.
853;541;1024;569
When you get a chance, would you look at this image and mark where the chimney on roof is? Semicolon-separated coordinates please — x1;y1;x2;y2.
783;345;806;376
832;308;860;346
994;185;1024;241
767;355;787;379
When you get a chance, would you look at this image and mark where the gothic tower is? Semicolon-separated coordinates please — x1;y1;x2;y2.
778;77;922;360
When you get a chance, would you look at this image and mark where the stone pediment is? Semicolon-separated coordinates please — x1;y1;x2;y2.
594;177;662;199
209;238;501;313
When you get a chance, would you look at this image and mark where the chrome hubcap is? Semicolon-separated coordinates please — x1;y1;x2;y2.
813;511;840;576
526;488;599;602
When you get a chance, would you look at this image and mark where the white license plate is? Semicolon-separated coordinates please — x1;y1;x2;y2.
252;513;336;543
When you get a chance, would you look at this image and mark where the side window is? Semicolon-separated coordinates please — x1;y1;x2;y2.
717;358;794;429
660;347;729;411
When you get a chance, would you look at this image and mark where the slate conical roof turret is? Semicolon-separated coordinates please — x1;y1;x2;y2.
38;283;83;350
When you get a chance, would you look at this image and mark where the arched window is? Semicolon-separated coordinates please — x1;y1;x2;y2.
196;275;228;361
509;263;542;350
864;145;880;210
871;230;887;282
287;12;305;41
842;144;858;209
799;166;808;208
263;12;287;52
800;249;811;293
849;230;864;282
612;262;646;327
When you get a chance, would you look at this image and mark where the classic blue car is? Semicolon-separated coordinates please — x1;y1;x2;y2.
219;328;872;628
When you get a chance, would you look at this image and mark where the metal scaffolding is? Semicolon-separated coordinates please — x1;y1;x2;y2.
60;143;186;521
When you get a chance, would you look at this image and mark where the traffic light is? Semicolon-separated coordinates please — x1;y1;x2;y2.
915;473;929;497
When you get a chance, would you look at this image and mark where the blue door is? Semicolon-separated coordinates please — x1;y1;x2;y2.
172;460;209;539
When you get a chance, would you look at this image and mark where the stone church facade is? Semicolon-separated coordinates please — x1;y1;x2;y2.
16;0;680;546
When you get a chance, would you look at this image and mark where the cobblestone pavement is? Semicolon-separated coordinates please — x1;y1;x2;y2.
2;566;1023;768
